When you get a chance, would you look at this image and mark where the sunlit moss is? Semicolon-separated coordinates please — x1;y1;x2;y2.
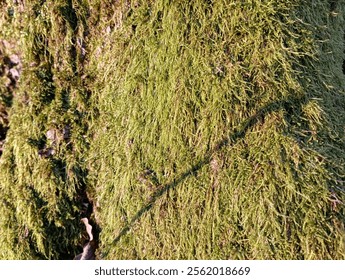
0;0;344;259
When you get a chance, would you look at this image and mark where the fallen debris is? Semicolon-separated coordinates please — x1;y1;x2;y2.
74;218;97;260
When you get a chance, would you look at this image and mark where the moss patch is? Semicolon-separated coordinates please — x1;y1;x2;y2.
0;0;344;259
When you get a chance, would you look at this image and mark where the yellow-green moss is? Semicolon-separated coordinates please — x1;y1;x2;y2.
0;0;344;259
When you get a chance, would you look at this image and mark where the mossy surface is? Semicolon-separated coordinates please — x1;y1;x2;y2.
0;0;344;259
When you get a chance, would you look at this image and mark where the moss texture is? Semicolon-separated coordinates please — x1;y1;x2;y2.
0;0;344;259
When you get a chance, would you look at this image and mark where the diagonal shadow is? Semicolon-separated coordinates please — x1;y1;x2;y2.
101;95;308;258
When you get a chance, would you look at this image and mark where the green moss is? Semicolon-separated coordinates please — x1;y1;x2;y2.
0;0;344;259
0;0;91;259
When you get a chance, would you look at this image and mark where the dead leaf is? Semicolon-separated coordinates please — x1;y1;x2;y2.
81;217;93;241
